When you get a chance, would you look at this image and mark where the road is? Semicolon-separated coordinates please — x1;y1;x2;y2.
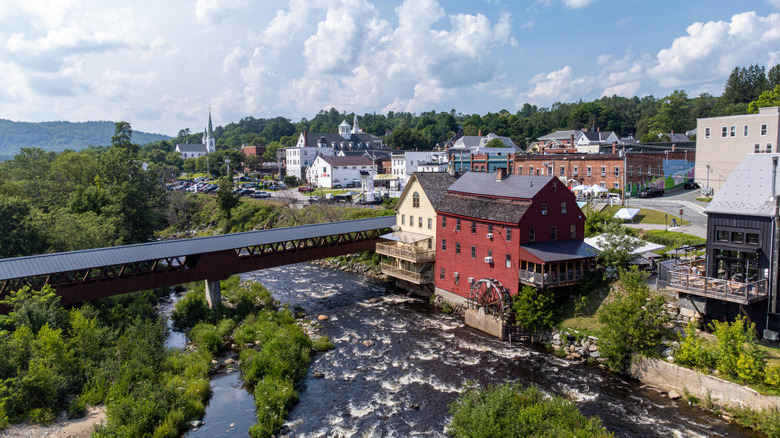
620;188;709;239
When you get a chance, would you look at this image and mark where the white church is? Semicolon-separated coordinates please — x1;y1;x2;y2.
175;112;216;159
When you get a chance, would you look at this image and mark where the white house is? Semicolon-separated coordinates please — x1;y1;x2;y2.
574;130;620;154
175;111;216;159
306;155;376;189
288;115;384;180
390;151;450;193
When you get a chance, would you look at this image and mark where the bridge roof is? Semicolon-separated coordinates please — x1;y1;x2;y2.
0;216;395;280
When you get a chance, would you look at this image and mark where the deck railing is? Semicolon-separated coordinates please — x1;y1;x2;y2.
380;262;434;284
518;269;588;288
376;242;436;263
667;268;768;305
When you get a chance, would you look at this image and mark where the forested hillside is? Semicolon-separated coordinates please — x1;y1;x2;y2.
0;119;169;159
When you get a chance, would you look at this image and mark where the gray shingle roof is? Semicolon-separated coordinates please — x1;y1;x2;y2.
305;132;382;149
413;172;456;210
521;240;598;262
447;172;551;199
0;217;395;281
437;195;530;224
176;144;209;153
538;130;580;140
705;153;780;217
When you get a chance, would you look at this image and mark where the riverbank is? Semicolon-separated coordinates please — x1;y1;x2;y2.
0;406;106;438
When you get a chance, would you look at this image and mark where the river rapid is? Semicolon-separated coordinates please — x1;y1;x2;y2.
180;263;757;438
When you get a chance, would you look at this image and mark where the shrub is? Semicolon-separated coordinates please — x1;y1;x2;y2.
312;336;335;352
765;364;780;389
249;377;299;438
441;302;454;314
512;285;555;336
597;267;671;372
675;319;715;370
448;382;614;437
171;290;210;330
711;316;752;378
189;323;224;355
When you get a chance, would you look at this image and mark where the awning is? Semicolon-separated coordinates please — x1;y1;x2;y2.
380;231;431;244
520;240;598;263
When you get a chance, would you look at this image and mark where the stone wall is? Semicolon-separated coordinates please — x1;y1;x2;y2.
629;357;780;410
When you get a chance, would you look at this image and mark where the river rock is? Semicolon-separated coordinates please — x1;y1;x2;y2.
662;347;674;358
191;420;204;427
570;352;582;360
553;333;561;341
318;315;329;321
313;372;325;379
362;340;375;347
590;351;600;359
224;358;236;365
588;344;598;351
668;390;682;400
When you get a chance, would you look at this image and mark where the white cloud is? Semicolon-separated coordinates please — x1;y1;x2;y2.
769;0;780;10
524;66;593;103
648;11;780;87
562;0;594;8
194;0;252;28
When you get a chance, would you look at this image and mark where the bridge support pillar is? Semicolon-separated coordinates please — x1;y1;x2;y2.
205;280;221;309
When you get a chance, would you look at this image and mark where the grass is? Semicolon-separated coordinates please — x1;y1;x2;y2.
696;197;713;203
600;206;691;226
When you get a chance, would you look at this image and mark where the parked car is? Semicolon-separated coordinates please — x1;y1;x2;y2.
250;191;271;198
683;179;700;189
298;186;315;193
325;193;335;202
308;195;320;202
638;187;665;198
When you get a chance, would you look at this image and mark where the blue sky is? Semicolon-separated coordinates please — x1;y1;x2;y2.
1;0;779;135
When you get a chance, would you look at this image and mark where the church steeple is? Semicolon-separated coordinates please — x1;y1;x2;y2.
203;110;216;153
351;114;359;134
208;109;213;137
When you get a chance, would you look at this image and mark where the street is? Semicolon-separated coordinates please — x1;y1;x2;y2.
621;188;709;239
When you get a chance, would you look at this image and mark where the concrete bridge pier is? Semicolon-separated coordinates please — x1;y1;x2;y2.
205;280;221;309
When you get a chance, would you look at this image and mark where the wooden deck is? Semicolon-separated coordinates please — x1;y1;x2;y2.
666;268;768;305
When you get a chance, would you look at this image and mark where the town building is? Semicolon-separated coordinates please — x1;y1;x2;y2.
695;107;780;195
433;171;597;303
536;130;580;154
305;155;375;189
451;132;517;149
376;172;456;294
666;153;779;336
574;129;621;154
175;112;216;159
448;151;695;196
286;115;385;181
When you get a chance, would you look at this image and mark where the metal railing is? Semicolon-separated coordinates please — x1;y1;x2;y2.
375;242;436;263
667;268;768;304
518;269;588;287
380;262;434;284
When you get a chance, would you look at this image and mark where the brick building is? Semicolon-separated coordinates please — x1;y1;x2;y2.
449;151;695;196
433;171;597;302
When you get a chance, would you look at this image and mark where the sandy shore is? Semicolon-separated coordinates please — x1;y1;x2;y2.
0;406;106;438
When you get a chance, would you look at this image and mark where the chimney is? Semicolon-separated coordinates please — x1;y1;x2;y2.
612;141;617;154
478;130;482;137
570;133;575;146
597;126;600;133
671;144;676;152
304;131;308;147
496;167;505;182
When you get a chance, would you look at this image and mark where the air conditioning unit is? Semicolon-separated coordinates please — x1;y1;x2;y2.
467;277;475;284
484;256;493;264
454;272;459;277
765;329;779;341
486;233;493;239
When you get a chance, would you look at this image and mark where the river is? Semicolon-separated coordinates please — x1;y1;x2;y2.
178;263;757;437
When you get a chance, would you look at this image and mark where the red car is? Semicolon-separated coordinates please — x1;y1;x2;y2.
298;186;315;193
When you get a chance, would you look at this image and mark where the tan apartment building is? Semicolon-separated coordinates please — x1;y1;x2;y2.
375;172;455;295
695;107;780;195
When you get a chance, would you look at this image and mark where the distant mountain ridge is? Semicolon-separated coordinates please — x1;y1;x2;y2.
0;119;170;158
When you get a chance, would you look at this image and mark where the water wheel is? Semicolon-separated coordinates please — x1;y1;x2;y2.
468;278;512;320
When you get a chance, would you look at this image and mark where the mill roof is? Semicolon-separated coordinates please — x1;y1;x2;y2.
446;172;551;199
436;195;530;224
413;172;457;210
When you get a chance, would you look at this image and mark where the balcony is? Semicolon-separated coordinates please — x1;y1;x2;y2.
667;268;768;305
519;269;590;288
380;262;434;284
376;242;436;263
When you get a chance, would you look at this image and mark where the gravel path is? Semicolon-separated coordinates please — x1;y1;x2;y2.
0;407;106;438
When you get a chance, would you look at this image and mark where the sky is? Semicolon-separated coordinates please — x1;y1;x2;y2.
1;0;780;136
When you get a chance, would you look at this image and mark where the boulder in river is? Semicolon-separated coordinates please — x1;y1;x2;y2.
318;315;329;321
362;340;375;347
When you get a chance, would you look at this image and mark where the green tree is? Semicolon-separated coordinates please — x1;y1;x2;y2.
0;196;44;258
769;64;780;88
484;138;506;148
597;267;670;371
512;286;555;339
595;222;640;274
748;84;780;113
216;177;240;221
650;90;693;134
111;121;139;154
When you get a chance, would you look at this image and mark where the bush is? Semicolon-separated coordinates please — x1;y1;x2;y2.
171;290;210;330
512;285;555;337
312;336;335;352
711;316;752;378
189;323;225;355
249;377;299;438
448;382;613;437
597;267;671;372
675;319;715;370
765;364;780;389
